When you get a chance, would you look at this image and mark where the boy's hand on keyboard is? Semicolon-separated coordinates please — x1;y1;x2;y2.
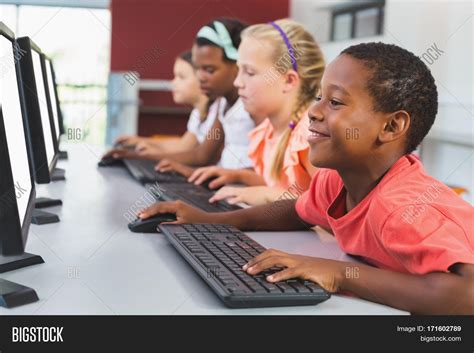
135;141;162;155
138;200;211;224
155;159;195;178
115;134;145;146
101;148;138;160
102;147;160;162
243;249;345;293
188;166;239;189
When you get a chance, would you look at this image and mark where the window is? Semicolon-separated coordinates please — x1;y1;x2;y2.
0;4;110;144
330;1;385;41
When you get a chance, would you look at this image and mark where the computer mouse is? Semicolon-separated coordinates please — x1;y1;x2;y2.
128;213;177;233
98;156;123;167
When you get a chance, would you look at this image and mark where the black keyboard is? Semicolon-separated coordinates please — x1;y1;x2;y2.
123;159;188;184
147;182;241;212
158;224;330;308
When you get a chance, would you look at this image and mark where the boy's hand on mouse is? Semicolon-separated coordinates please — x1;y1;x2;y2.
243;249;345;293
209;186;276;206
137;200;211;224
188;166;239;189
155;159;195;178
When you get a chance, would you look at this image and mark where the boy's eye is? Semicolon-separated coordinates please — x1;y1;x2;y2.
314;95;344;107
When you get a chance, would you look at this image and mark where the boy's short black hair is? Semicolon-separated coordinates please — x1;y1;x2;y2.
341;42;438;153
195;17;248;62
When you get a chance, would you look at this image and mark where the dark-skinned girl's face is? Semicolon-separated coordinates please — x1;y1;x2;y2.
307;54;390;170
192;44;238;100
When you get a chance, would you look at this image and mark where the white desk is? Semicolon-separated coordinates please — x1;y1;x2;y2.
0;143;407;315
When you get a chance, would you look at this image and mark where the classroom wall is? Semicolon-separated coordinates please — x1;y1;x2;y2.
109;0;289;135
291;0;473;202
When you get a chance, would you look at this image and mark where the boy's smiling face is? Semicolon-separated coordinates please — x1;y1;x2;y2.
307;54;397;170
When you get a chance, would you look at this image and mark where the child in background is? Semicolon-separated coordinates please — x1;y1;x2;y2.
188;19;325;206
154;18;263;175
102;51;216;160
138;43;474;314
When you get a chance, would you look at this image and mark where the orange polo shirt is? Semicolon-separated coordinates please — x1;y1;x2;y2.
248;116;312;191
295;154;474;274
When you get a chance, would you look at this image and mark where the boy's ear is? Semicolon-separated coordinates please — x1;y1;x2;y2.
283;70;300;93
379;110;411;144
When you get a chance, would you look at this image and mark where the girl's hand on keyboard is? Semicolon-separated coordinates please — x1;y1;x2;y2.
243;249;346;293
188;166;239;189
138;200;211;224
209;186;286;206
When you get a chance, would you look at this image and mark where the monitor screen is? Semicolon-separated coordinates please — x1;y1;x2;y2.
31;49;55;166
0;35;32;226
45;59;60;142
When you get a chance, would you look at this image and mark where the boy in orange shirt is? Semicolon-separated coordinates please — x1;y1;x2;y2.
139;42;474;314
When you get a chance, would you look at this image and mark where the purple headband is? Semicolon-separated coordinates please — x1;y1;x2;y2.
268;21;298;72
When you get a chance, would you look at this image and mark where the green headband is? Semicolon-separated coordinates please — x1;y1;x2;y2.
196;21;239;61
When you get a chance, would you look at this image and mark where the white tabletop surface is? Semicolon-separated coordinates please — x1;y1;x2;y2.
0;143;407;315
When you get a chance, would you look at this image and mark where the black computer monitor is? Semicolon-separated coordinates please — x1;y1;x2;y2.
44;56;68;160
49;60;65;136
0;23;42;307
0;25;36;258
16;37;64;223
42;54;68;159
16;36;61;184
0;23;43;308
42;55;62;144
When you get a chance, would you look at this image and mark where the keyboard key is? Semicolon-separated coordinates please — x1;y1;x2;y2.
228;288;247;295
304;282;325;293
289;282;312;293
259;281;281;293
275;282;296;293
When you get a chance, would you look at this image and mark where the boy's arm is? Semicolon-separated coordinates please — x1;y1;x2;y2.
244;251;474;314
208;199;311;231
159;118;225;166
139;199;311;232
341;262;474;314
150;132;198;154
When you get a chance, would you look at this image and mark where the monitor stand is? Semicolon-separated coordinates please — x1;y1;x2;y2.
32;209;60;225
51;167;66;181
35;197;62;208
58;150;68;160
0;252;44;273
0;278;39;308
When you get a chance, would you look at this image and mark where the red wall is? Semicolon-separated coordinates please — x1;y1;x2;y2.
110;0;289;135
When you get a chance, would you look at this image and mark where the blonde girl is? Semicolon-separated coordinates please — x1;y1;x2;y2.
189;19;325;206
